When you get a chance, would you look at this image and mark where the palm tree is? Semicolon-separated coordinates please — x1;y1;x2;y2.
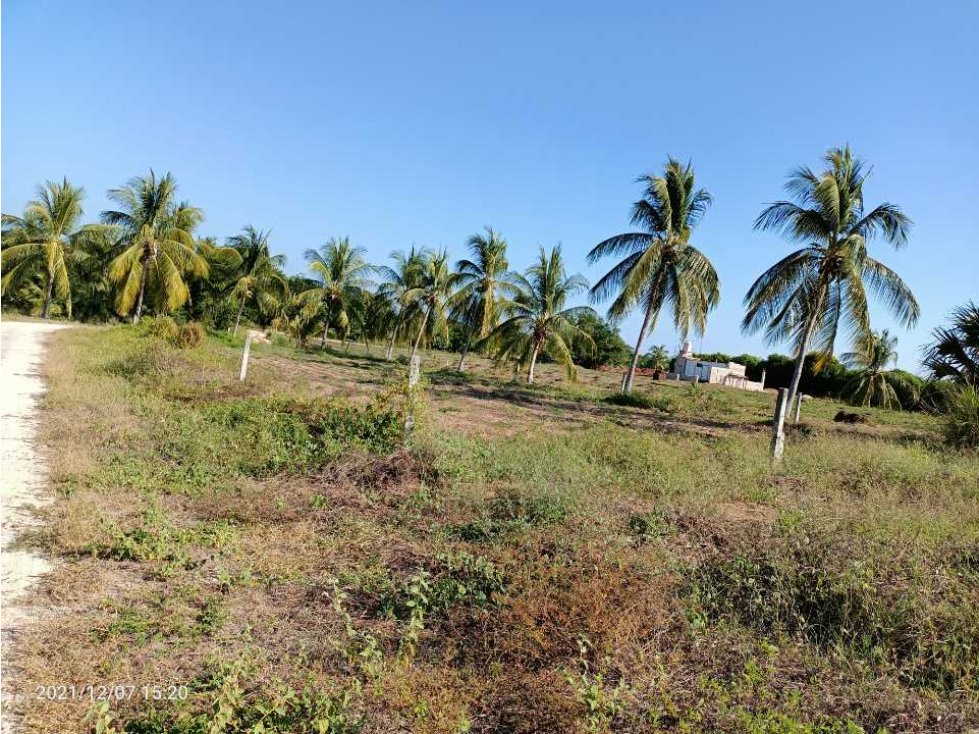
644;345;671;372
103;171;206;323
226;226;288;335
589;160;720;394
743;147;920;417
841;330;914;409
403;249;457;364
452;227;516;371
484;245;594;383
922;301;979;385
1;178;98;318
303;237;374;348
358;288;398;353
377;246;426;360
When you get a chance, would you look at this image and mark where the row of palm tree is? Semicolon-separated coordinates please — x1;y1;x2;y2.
2;146;923;400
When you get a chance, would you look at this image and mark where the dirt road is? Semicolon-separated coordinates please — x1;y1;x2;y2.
1;320;64;648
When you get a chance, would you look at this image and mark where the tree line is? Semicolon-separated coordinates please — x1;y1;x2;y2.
3;147;974;422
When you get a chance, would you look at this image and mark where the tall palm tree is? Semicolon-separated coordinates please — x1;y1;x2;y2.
589;160;720;393
452;227;516;371
226;226;288;334
841;329;913;409
743;147;920;417
403;249;457;364
303;237;374;347
923;301;979;385
1;178;98;318
377;246;426;359
484;245;594;383
103;171;206;323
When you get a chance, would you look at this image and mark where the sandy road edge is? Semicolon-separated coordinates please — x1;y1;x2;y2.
1;321;68;732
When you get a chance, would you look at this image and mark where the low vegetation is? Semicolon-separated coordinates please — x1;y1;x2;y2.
8;325;978;733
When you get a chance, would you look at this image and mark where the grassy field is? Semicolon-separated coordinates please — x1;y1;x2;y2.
9;325;979;733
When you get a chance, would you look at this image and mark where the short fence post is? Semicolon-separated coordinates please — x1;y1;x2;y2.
239;332;254;382
793;393;803;423
770;387;789;463
404;355;421;438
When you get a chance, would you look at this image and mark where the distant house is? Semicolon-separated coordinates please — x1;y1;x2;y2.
670;342;765;392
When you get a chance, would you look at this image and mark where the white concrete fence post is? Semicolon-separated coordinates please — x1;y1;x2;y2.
404;354;421;438
771;387;789;463
239;332;254;382
239;330;270;382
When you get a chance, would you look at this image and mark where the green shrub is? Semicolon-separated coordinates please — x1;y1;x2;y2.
136;316;204;349
191;395;405;476
138;315;179;341
430;551;506;609
604;391;673;412
942;384;979;448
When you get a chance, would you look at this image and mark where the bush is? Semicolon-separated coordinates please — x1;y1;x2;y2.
137;316;204;349
604;391;673;412
138;315;179;341
942;384;979;448
197;395;405;476
175;322;204;349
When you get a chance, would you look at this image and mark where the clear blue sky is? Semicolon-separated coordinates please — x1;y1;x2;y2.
3;1;977;371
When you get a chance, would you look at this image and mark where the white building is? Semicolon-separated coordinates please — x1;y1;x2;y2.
671;342;765;392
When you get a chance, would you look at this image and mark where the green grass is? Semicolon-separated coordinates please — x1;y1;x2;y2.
12;324;978;734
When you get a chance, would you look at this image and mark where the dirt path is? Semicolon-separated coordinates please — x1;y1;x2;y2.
1;320;65;728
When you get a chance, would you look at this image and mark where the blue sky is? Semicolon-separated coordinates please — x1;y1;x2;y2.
3;1;977;371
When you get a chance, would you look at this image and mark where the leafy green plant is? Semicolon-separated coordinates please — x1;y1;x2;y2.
430;551;506;609
626;509;672;544
564;636;630;733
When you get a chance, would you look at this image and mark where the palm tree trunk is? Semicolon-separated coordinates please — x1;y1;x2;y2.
410;307;430;364
527;341;541;384
321;303;333;348
385;326;398;360
132;256;150;325
232;298;246;336
457;329;473;372
623;299;657;394
41;272;55;320
787;298;823;423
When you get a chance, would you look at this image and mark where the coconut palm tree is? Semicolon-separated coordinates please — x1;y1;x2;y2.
922;301;979;385
644;345;671;372
403;249;457;364
484;245;594;383
103;171;206;323
226;226;288;334
841;329;914;409
377;246;426;359
1;178;99;318
357;288;398;353
452;227;516;371
743;146;920;417
589;160;720;393
303;237;374;347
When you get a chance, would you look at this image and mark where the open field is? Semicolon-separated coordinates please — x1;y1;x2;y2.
6;325;978;733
